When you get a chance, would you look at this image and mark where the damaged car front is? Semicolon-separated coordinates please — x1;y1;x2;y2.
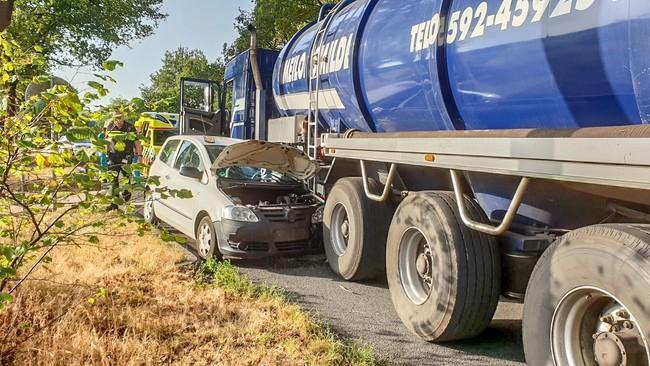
212;140;323;259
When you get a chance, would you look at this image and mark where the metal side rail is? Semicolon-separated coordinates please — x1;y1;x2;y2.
322;134;650;191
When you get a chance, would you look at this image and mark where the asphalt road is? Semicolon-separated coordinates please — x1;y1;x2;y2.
231;255;526;366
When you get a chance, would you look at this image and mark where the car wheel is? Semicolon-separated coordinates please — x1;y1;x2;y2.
386;191;501;341
195;216;222;260
143;189;157;225
523;224;650;366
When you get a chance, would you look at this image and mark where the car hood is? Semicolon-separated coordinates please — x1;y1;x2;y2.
211;140;320;180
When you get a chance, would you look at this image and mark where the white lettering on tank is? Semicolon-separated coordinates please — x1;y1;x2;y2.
416;22;426;51
333;35;348;72
328;38;340;73
410;24;419;52
283;33;353;85
408;0;602;53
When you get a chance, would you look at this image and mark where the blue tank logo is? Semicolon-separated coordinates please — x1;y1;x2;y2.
282;34;353;85
409;0;599;52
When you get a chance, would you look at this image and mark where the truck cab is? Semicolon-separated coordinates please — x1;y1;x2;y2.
223;48;279;140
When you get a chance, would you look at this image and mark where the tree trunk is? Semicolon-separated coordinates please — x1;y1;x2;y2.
0;0;15;32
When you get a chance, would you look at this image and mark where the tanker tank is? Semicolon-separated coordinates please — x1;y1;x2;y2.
272;0;650;133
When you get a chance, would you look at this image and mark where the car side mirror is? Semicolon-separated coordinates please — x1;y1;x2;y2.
179;166;203;180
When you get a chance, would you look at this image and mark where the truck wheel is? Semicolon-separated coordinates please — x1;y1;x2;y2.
323;177;393;281
386;191;500;341
523;224;650;366
195;215;222;260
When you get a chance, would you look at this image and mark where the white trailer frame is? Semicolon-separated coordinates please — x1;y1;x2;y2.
322;133;650;235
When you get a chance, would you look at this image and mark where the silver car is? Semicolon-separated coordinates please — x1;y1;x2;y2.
144;135;323;260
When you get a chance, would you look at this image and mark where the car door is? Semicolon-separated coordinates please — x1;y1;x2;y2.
150;139;181;225
167;140;209;237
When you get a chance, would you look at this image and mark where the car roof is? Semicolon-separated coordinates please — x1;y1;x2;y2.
167;135;243;147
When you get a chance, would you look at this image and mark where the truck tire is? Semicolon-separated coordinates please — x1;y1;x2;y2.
386;191;501;341
323;177;394;281
523;224;650;366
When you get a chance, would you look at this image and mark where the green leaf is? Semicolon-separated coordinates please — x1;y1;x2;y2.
88;236;99;244
87;80;104;90
176;190;193;199
0;266;17;279
0;246;16;260
0;293;13;309
159;231;174;242
102;60;124;71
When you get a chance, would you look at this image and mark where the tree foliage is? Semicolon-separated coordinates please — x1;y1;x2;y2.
140;48;225;113
0;34;188;311
6;0;167;68
223;0;339;60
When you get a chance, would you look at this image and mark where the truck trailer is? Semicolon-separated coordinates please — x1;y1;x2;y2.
215;0;650;364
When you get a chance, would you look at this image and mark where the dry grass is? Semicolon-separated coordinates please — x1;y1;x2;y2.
0;219;387;366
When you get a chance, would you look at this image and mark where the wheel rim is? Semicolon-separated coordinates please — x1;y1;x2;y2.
197;222;212;258
551;286;649;366
330;203;350;257
143;193;154;222
398;227;434;305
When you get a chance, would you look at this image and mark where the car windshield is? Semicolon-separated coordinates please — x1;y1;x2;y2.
216;166;300;185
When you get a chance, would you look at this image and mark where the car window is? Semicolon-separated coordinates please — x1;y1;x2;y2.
174;141;204;171
159;140;180;165
205;145;227;163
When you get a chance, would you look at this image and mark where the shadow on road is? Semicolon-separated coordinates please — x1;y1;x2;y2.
175;238;524;365
234;255;526;365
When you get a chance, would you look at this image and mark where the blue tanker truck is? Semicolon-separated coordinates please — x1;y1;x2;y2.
189;1;650;364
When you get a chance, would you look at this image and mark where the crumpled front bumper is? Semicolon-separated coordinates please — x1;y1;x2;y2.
214;205;322;259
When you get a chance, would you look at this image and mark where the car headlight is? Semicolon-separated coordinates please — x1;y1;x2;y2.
311;206;324;224
222;205;259;223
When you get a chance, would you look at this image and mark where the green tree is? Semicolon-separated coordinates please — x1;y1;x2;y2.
140;48;225;113
223;0;339;59
0;35;189;310
2;0;166;115
6;0;166;68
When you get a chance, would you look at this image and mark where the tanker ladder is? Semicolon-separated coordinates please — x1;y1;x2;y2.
306;0;347;193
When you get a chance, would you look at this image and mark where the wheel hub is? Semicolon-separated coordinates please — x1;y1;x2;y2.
341;220;350;239
330;203;350;257
551;287;649;366
199;224;211;256
416;253;430;278
398;228;434;305
594;332;625;366
594;330;647;366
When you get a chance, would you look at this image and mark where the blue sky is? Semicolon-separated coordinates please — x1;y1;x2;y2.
56;0;253;103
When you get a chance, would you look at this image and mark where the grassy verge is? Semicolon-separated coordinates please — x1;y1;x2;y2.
0;218;388;365
195;258;388;365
